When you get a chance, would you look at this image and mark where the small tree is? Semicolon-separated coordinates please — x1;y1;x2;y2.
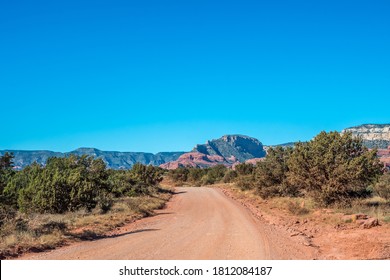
168;167;190;185
373;172;390;200
0;152;16;226
223;169;238;183
235;163;254;176
287;131;382;206
130;163;163;194
0;152;15;193
253;146;295;198
207;165;227;182
188;168;206;185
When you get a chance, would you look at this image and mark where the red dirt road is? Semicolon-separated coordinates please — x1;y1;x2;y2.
20;187;277;260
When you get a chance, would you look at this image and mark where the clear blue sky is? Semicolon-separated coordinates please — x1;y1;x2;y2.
1;0;389;153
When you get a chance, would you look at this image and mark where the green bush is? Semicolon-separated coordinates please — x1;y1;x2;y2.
373;172;390;200
223;169;238;183
235;163;254;176
14;156;110;213
287;131;382;206
188;168;206;184
253;147;296;199
207;165;228;183
168;167;189;184
236;175;254;191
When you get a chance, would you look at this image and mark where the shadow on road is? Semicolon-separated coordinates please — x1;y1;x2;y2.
67;228;160;241
154;212;174;216
173;191;186;195
107;228;160;239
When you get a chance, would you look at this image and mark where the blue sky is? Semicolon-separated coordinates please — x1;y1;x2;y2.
1;0;389;153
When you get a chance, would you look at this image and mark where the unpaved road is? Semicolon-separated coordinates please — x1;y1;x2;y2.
20;187;275;260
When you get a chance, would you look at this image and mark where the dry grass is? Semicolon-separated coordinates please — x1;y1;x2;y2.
268;197;314;216
0;188;173;259
335;196;390;223
223;183;390;225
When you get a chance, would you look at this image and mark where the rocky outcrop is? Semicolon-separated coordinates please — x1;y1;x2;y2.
160;152;230;169
342;124;390;149
161;135;266;169
192;135;266;162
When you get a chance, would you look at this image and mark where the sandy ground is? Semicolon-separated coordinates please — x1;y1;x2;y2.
19;187;313;260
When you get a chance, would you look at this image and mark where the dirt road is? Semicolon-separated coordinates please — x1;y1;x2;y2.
20;187;278;260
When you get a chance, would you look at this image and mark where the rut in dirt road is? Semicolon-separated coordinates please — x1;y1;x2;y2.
20;187;272;260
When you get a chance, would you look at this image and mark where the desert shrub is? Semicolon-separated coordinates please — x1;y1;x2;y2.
129;163;163;194
95;192;114;213
253;147;297;198
286;201;310;216
236;175;254;191
373;172;390;200
287;131;382;206
207;165;228;183
201;173;216;185
188;168;206;185
107;170;137;197
0;153;17;217
223;169;238;183
235;163;254;176
0;204;16;229
16;155;110;213
0;153;15;191
168;167;189;184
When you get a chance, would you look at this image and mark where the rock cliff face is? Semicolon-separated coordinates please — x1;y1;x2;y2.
342;124;390;149
160;152;228;169
161;135;266;169
192;135;266;162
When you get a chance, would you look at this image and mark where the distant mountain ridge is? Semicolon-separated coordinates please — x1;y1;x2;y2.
1;135;267;170
0;148;185;170
2;124;389;170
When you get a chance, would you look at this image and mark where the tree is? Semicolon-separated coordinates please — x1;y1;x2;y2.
0;152;14;170
207;165;227;182
0;152;16;226
188;168;206;184
253;146;295;198
287;131;382;206
0;152;15;192
373;172;390;200
130;163;163;194
235;163;254;176
223;169;238;183
168;167;190;184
